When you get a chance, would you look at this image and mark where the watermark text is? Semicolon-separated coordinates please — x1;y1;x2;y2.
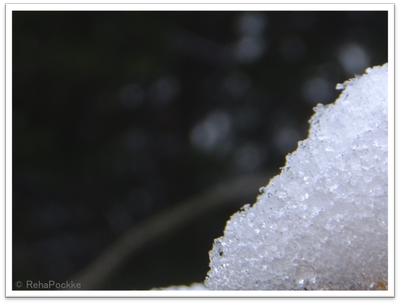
15;280;81;289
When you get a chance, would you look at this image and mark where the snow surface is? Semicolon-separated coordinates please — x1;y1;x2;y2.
204;64;388;290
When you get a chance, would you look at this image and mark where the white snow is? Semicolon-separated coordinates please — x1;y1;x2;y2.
205;64;388;290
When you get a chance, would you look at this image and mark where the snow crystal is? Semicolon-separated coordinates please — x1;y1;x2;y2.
205;63;388;290
152;283;208;290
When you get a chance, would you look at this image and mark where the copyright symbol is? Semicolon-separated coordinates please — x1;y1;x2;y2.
15;281;23;288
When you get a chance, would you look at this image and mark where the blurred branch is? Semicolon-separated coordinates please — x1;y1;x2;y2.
70;172;272;289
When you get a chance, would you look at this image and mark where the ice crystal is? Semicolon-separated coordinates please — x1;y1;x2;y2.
205;64;388;290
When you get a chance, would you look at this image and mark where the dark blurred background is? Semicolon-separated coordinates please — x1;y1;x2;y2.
12;11;388;290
